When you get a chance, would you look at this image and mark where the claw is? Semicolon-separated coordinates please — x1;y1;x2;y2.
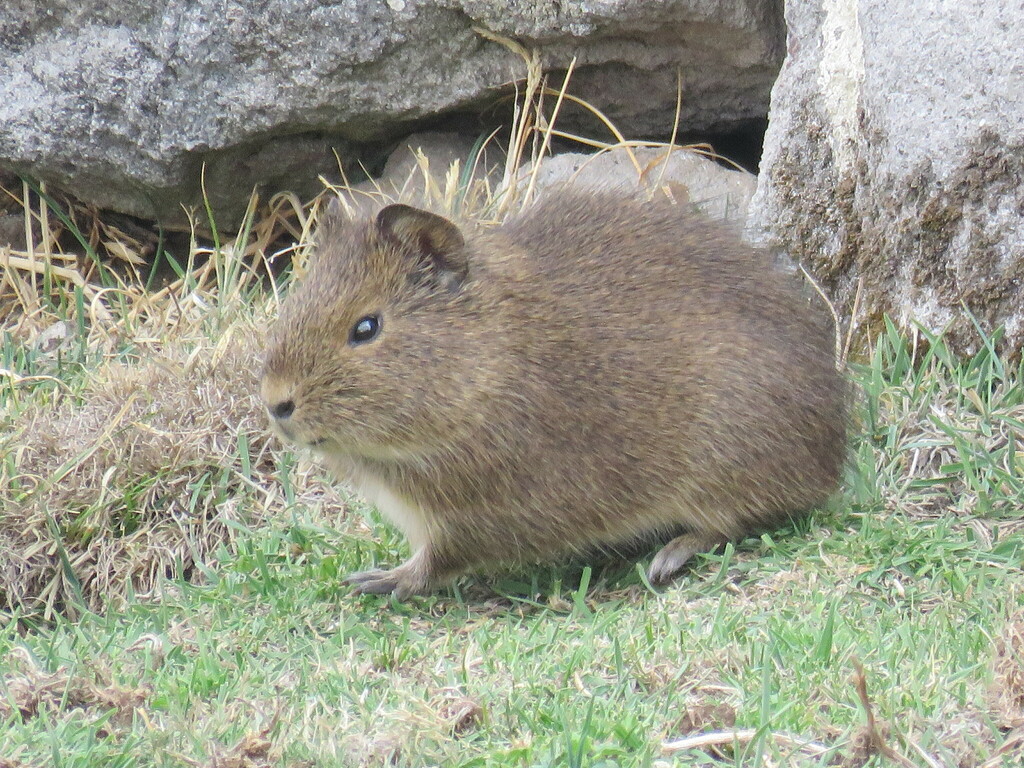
343;551;435;600
647;533;725;585
344;568;402;595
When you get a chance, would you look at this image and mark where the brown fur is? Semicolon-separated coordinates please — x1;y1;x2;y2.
260;189;848;598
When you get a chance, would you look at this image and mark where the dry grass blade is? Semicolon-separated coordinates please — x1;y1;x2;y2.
800;263;844;368
661;728;831;759
979;729;1024;768
471;26;543;215
850;659;917;768
843;276;865;364
652;69;685;195
520;58;578;206
1;252;85;288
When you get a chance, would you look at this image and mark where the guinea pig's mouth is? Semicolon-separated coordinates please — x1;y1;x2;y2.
268;420;295;442
265;418;311;443
269;420;328;449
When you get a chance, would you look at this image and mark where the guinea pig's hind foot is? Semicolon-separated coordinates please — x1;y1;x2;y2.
646;532;726;585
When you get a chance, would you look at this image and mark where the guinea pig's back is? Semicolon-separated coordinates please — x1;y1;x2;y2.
503;190;798;326
495;189;847;529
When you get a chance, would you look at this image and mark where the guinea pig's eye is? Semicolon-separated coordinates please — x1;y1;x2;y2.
349;314;382;345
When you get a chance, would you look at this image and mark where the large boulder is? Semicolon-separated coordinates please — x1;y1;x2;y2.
0;1;784;225
750;0;1024;355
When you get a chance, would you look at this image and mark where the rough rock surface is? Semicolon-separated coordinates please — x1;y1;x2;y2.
345;131;505;215
523;147;757;225
750;0;1024;355
0;0;783;225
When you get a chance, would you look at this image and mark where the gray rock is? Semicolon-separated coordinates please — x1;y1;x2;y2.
0;1;784;225
343;131;504;216
750;0;1024;355
523;147;757;225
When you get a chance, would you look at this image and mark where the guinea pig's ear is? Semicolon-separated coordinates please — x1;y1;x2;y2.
309;195;347;253
324;194;344;221
315;195;346;235
374;204;468;291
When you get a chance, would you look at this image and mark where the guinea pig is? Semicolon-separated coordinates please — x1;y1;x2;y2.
260;189;848;599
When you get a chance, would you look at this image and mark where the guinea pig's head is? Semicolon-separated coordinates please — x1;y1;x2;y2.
260;199;483;460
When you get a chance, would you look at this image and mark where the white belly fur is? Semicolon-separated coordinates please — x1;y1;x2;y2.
345;467;429;553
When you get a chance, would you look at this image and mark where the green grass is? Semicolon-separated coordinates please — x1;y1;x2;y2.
2;323;1023;767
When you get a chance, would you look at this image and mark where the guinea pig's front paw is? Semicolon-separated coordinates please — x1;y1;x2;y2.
344;562;430;600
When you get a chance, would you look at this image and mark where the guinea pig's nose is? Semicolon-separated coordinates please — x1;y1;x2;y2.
269;399;295;420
